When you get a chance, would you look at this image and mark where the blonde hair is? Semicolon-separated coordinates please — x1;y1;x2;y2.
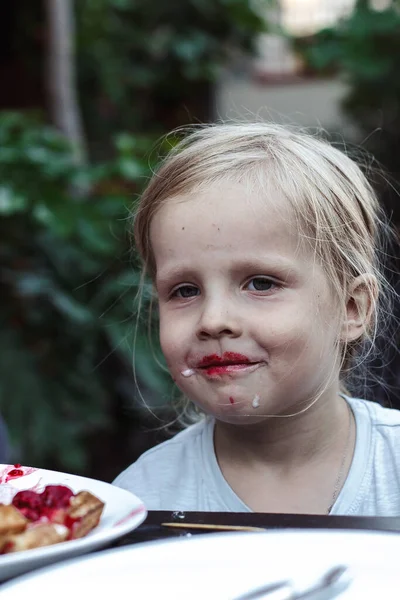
133;122;396;414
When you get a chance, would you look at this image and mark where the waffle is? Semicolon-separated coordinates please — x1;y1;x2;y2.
0;485;105;554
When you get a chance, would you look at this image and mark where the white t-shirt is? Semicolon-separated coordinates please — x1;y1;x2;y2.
113;397;400;516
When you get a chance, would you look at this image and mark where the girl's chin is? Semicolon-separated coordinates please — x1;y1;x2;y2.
199;392;294;423
213;412;268;426
203;399;270;425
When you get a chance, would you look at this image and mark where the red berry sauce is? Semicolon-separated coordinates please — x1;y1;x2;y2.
12;490;43;521
41;485;74;508
12;485;74;523
7;469;24;477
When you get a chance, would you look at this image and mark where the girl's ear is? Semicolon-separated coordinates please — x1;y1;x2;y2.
341;275;378;343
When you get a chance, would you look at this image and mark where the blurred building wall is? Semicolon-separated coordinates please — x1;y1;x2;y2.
215;73;356;137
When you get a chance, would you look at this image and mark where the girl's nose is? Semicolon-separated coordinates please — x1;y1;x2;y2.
196;299;242;340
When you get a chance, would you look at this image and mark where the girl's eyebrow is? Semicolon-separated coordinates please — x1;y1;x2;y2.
227;256;303;282
230;256;299;272
155;266;195;288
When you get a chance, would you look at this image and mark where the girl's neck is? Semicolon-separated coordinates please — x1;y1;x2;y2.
214;389;349;470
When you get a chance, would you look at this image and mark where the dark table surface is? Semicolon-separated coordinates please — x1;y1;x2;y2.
112;511;400;548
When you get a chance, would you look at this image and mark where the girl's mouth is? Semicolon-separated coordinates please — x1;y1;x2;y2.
197;352;261;377
202;364;260;376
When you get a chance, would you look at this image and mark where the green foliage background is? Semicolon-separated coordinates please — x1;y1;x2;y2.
0;112;170;472
76;0;267;150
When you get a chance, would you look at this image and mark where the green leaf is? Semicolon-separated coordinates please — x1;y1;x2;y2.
115;133;138;154
117;157;144;179
0;186;27;215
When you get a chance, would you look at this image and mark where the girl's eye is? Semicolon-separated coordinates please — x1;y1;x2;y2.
171;285;200;299
246;277;276;292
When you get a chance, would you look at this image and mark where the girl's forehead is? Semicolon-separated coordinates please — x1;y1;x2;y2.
151;180;295;234
150;180;311;266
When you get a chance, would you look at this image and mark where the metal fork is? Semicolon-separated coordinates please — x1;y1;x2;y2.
231;564;351;600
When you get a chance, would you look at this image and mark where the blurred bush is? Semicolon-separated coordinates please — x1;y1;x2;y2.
75;0;267;148
0;111;172;472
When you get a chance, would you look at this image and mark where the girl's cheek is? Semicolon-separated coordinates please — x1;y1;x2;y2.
159;331;185;366
262;317;304;343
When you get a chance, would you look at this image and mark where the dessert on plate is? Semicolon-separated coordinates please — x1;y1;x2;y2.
0;470;105;554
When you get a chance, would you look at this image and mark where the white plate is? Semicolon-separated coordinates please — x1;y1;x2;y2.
0;464;146;581
1;528;400;599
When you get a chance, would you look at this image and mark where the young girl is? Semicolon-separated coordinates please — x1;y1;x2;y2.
113;122;400;515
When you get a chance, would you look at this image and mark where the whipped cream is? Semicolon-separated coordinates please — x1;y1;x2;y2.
181;369;195;377
0;484;17;504
0;465;42;499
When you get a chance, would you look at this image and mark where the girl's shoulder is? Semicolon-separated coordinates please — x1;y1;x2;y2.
113;418;212;484
151;417;211;453
112;418;215;508
348;396;400;429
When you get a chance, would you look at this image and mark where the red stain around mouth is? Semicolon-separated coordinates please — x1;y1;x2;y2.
198;352;250;367
229;397;235;405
